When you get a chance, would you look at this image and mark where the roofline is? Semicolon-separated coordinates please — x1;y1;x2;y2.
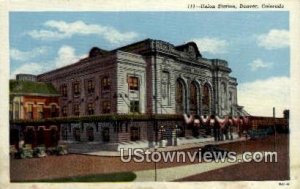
10;92;60;97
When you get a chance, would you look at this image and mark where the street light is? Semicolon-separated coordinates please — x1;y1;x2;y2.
154;147;157;181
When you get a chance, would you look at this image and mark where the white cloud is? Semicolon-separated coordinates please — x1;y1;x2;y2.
192;37;228;54
10;63;44;79
257;29;289;50
28;20;139;45
249;58;272;71
10;47;48;61
11;45;85;78
238;76;290;117
54;45;85;68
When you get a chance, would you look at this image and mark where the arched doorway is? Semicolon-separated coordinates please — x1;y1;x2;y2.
25;127;35;146
37;128;45;146
50;127;58;146
102;127;110;142
202;83;211;115
130;126;140;141
176;78;186;113
86;127;94;141
10;129;19;146
73;127;81;142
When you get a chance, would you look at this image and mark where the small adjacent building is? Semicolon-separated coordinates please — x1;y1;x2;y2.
10;74;60;148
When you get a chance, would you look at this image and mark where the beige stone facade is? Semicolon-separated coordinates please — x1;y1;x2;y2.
37;39;241;118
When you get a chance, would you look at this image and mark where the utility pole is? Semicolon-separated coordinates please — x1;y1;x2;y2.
273;107;277;152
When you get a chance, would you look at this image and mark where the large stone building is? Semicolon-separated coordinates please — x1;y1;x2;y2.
37;39;242;118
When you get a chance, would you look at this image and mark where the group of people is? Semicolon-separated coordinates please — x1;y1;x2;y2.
183;114;249;141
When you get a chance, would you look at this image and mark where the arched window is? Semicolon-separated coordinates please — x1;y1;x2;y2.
202;83;211;115
189;82;198;114
221;83;227;110
176;79;186;113
161;71;170;105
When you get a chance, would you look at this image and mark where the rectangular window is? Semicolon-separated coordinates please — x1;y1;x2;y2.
27;104;33;119
73;82;80;96
51;105;57;117
130;101;139;113
87;103;94;115
128;76;139;91
102;101;111;114
87;80;95;94
37;104;44;119
61;84;68;97
62;106;68;117
73;104;80;116
101;76;111;92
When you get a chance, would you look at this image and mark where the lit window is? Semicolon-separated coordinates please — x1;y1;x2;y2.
62;106;68;117
37;104;44;119
87;103;94;115
87;80;95;94
73;104;80;116
128;76;139;91
102;101;111;114
101;76;111;91
73;82;80;96
61;84;68;97
51;105;57;117
27;104;33;119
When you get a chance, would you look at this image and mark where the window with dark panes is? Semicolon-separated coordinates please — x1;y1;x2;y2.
130;101;139;113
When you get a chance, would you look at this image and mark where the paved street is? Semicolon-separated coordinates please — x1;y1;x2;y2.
10;134;289;182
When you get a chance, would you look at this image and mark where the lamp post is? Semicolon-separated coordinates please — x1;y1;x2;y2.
154;147;157;181
273;107;277;152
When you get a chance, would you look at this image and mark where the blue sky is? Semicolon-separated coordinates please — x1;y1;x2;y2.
9;12;290;116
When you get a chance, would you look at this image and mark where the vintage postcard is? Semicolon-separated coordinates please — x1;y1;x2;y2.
0;0;300;189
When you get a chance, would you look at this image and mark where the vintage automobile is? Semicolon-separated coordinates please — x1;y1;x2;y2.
33;146;47;158
46;145;68;156
14;145;33;159
199;145;229;160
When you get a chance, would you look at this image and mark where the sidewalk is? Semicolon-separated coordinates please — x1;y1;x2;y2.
77;136;247;156
134;154;244;181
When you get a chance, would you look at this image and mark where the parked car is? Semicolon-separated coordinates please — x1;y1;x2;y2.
199;145;229;160
33;146;47;158
15;145;33;159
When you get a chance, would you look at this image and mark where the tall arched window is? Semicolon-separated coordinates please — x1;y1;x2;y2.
161;71;170;106
189;82;198;114
176;79;185;113
221;83;227;110
202;83;211;115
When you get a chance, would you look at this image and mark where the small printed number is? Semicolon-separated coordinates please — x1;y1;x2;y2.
279;182;290;186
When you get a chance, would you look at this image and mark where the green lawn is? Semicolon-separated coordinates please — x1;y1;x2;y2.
13;172;136;182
